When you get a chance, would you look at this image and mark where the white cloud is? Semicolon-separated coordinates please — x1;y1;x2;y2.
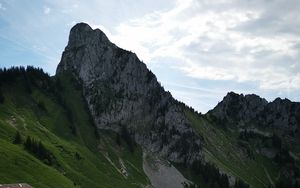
43;6;51;14
0;3;6;10
96;0;300;91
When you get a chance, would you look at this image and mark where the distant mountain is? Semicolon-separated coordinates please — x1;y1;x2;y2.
0;23;299;188
207;92;300;187
209;91;300;135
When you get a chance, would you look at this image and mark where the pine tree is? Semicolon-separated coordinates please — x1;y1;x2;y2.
24;136;54;165
116;133;121;146
25;136;32;150
0;89;4;104
121;125;135;152
13;131;22;144
234;179;250;188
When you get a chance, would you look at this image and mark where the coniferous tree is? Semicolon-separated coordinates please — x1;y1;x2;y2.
234;179;250;188
24;136;55;165
272;134;282;149
75;152;82;160
190;160;230;188
121;125;135;152
25;136;32;150
116;133;121;146
13;131;22;144
37;100;47;111
0;88;4;104
220;174;230;188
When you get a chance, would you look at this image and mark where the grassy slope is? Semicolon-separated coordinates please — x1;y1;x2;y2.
0;73;149;188
184;109;280;188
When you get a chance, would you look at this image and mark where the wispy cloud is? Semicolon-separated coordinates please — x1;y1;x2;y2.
0;3;6;11
43;6;51;15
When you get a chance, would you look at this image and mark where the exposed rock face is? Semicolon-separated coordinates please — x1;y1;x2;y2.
57;23;202;163
209;92;300;136
143;152;191;188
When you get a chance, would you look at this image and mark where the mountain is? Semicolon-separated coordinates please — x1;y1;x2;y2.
0;22;299;188
56;23;202;164
209;92;300;135
207;92;300;187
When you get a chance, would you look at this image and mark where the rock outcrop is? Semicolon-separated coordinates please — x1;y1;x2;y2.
208;92;300;136
56;23;202;164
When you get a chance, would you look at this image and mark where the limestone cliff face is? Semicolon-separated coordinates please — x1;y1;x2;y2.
209;92;300;136
57;23;202;163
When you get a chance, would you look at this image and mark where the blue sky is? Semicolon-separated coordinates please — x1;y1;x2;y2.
1;0;300;113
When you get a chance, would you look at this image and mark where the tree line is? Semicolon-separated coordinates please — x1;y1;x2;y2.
190;159;250;188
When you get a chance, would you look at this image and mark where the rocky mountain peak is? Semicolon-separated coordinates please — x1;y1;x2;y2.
222;91;267;105
56;23;203;164
57;22;138;83
209;91;300;136
209;92;268;126
66;22;110;50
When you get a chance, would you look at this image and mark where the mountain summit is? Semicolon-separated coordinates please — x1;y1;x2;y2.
209;92;300;135
57;22;203;164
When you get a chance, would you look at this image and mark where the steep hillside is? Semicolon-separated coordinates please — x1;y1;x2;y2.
201;92;300;188
0;67;149;188
182;108;277;188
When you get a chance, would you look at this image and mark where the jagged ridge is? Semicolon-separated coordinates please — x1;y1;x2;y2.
209;92;300;135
